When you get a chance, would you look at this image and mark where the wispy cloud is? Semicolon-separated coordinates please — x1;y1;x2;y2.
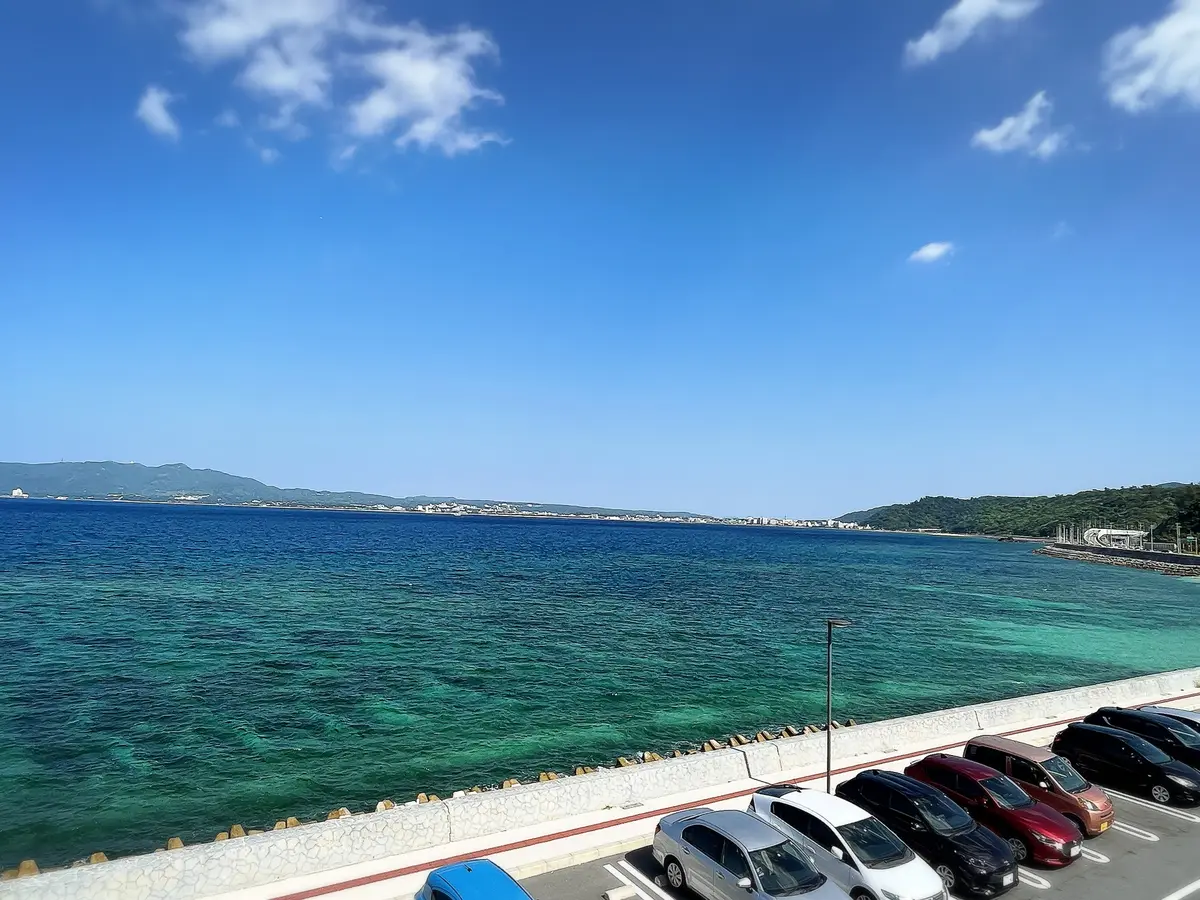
972;91;1069;159
169;0;503;158
909;242;955;263
905;0;1041;66
1103;0;1200;112
1051;221;1073;240
136;84;181;140
215;109;240;128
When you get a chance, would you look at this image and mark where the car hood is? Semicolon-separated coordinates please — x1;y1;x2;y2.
950;823;1014;867
865;855;945;900
802;879;857;900
1162;759;1200;784
1077;784;1112;810
1008;802;1080;841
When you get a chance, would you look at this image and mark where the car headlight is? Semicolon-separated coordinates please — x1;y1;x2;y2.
880;892;903;900
1168;774;1199;789
1030;831;1063;848
1081;799;1100;812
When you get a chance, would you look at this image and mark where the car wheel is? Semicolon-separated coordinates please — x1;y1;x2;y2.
850;891;875;900
936;864;956;892
1064;815;1087;837
664;857;686;892
1007;836;1029;862
1152;784;1172;804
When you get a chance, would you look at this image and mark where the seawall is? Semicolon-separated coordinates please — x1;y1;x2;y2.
1036;543;1200;576
4;666;1200;900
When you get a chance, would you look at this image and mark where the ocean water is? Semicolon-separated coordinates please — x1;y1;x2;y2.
2;500;1198;869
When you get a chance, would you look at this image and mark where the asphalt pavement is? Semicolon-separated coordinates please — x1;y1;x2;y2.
522;789;1200;900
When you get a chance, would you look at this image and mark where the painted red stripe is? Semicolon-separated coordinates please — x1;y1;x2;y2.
272;688;1200;900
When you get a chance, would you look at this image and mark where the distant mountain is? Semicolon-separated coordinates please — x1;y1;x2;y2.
0;461;707;519
838;483;1200;538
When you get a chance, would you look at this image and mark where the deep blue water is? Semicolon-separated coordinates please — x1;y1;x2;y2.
1;499;1197;869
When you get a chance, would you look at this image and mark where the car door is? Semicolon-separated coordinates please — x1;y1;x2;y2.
1011;756;1056;807
679;824;721;898
1069;733;1111;783
888;792;940;862
712;835;756;900
952;772;1005;835
923;764;969;808
769;802;859;892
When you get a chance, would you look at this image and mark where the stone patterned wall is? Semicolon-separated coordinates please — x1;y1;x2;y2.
6;667;1199;900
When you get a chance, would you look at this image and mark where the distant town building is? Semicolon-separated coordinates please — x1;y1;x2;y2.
11;488;28;498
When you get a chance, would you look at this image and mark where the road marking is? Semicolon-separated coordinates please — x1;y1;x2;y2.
619;860;678;900
1111;821;1160;841
604;864;654;900
1163;876;1200;900
1106;790;1200;822
1080;846;1110;863
1017;869;1052;890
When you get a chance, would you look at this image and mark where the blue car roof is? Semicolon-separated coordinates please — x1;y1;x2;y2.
428;859;533;899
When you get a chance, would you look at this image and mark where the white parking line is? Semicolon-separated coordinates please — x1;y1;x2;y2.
1106;790;1200;822
619;860;677;900
1080;846;1110;863
1164;876;1200;900
1111;820;1160;841
1017;869;1052;890
604;864;654;900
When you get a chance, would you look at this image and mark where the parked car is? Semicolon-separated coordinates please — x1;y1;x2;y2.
1085;707;1200;770
835;770;1017;897
1051;722;1200;806
904;753;1081;867
964;734;1114;838
1140;706;1200;736
652;807;851;900
416;859;534;900
748;785;947;900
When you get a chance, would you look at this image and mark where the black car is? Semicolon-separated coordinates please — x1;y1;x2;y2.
1051;722;1200;806
1140;706;1200;737
1085;708;1200;773
835;770;1017;897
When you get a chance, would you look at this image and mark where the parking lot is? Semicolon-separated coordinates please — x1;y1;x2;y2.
522;788;1200;900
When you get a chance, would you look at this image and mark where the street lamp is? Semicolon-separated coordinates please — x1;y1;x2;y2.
826;617;854;793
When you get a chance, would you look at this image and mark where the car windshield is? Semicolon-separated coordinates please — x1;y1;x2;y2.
749;841;826;896
981;775;1035;810
1043;756;1090;794
1125;734;1172;764
1166;724;1200;749
837;817;913;868
913;794;974;836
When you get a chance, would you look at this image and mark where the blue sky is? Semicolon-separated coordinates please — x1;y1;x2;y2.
2;0;1199;517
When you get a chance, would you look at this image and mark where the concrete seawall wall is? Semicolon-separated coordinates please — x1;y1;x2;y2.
6;667;1200;900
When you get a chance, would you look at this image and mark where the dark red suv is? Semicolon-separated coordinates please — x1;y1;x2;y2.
904;754;1083;867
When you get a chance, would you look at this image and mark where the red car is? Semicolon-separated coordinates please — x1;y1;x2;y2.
904;754;1083;867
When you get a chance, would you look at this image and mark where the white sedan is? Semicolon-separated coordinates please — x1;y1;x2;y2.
748;785;947;900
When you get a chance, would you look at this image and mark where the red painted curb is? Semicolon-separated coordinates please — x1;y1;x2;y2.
273;688;1200;900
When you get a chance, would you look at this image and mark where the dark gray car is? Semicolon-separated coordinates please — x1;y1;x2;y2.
652;807;852;900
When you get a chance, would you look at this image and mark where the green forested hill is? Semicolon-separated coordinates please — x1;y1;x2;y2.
840;484;1200;537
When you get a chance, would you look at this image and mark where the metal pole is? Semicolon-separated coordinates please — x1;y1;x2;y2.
826;620;833;793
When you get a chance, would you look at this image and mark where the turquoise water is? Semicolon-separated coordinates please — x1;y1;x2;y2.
2;500;1197;869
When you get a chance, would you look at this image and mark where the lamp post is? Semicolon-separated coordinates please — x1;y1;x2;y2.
826;617;853;793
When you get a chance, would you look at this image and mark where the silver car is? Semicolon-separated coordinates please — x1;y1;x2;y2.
652;807;852;900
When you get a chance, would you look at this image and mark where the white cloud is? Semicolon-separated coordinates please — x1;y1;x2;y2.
259;146;280;163
905;0;1041;66
171;0;503;157
1104;0;1200;112
971;91;1069;159
215;108;240;127
136;84;181;140
1051;221;1073;240
909;242;955;263
348;27;503;154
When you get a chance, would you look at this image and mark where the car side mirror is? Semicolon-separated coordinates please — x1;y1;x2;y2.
910;820;926;832
830;846;844;861
736;876;753;891
1038;781;1050;790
